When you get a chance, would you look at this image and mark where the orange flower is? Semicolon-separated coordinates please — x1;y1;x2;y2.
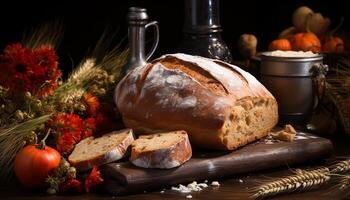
83;93;100;116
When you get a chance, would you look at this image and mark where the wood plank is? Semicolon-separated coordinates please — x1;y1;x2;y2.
102;132;333;195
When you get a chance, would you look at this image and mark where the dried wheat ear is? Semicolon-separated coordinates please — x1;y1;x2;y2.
330;160;350;174
252;159;350;199
252;168;330;199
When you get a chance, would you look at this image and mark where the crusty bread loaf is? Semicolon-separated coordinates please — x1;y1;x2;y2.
68;129;134;171
115;53;278;150
130;131;192;169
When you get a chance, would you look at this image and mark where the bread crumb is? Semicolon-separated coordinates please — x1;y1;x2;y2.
197;183;208;188
238;179;243;183
186;194;193;199
204;180;208;183
171;181;210;194
271;124;296;142
211;181;220;186
160;190;165;193
265;140;274;144
274;131;295;141
171;186;180;191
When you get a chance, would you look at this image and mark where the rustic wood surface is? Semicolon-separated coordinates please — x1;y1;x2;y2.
103;132;332;195
1;132;349;200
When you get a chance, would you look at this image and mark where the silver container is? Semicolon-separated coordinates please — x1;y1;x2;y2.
121;7;159;77
260;52;327;126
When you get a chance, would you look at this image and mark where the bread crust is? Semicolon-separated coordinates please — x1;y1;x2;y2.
115;54;278;150
69;129;135;171
129;131;192;169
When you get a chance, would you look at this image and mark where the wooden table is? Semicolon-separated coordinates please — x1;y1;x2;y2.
2;133;349;200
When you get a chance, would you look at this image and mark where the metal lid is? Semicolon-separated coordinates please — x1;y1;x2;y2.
127;7;148;25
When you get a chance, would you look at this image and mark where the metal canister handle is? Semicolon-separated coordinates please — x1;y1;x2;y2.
145;21;159;61
311;63;329;109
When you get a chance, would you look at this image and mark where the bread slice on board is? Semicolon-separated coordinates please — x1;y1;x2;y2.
130;130;192;169
68;129;134;171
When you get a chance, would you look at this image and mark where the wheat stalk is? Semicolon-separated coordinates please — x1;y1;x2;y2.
330;160;350;174
22;20;64;50
337;175;350;191
327;159;350;198
252;168;330;199
0;115;52;182
328;174;350;199
67;58;97;84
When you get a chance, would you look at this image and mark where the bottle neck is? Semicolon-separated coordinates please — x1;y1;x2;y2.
128;25;147;61
183;0;222;34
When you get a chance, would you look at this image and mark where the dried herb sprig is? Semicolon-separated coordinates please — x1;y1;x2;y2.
50;49;127;113
252;168;331;199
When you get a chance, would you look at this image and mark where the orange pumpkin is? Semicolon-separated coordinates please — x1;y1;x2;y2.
268;39;292;51
322;37;344;53
290;32;322;53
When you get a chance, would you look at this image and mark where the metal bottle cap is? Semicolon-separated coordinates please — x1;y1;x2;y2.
127;7;148;25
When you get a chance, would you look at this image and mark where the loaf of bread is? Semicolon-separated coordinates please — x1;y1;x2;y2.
115;53;278;150
68;129;134;171
130;130;192;169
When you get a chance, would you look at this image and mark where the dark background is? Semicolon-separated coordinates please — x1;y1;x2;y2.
0;0;348;73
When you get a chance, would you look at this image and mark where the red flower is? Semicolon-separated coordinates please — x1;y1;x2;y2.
81;118;97;138
56;132;76;155
0;43;61;97
84;166;104;192
60;178;84;193
48;114;98;155
48;113;84;141
83;93;100;116
48;114;83;155
35;45;61;96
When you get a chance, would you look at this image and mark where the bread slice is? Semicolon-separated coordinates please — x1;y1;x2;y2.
68;129;134;171
130;131;192;169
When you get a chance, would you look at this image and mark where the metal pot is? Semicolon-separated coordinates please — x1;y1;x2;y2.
260;52;328;126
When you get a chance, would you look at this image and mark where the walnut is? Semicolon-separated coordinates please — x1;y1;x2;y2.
271;124;296;142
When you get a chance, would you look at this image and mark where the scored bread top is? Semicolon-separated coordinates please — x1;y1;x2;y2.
156;54;272;98
115;53;276;132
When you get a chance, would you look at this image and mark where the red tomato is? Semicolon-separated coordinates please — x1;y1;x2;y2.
14;144;61;188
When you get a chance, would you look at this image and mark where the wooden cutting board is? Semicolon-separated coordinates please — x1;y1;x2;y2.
102;131;333;196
